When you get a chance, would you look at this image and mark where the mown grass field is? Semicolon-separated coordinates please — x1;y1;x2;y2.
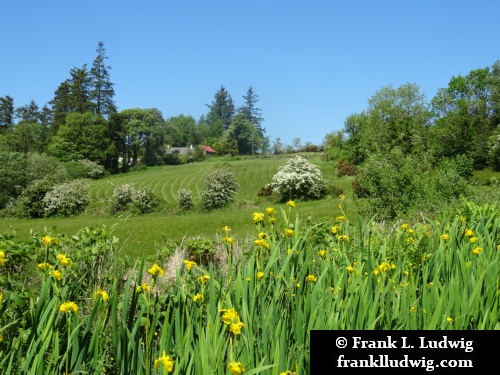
0;155;355;259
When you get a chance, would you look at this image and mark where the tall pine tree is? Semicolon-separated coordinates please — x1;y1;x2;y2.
90;41;116;118
238;86;265;137
206;85;235;131
0;95;14;133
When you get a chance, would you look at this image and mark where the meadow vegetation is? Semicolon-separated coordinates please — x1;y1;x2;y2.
1;59;500;373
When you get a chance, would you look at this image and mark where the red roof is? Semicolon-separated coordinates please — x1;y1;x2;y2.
201;145;216;153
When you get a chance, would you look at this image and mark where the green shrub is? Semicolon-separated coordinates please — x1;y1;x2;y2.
177;188;193;211
26;152;68;182
355;149;469;220
128;163;147;173
185;236;217;265
0;152;27;209
13;178;56;218
77;158;108;179
43;179;90;217
110;183;159;214
271;155;327;201
200;169;240;211
63;160;88;179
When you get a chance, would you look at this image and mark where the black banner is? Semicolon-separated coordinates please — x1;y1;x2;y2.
310;330;499;374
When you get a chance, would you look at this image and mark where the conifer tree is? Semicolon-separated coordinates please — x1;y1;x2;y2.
90;41;116;118
206;85;235;130
238;86;265;137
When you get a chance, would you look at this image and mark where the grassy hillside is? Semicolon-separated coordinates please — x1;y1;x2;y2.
0;155;354;259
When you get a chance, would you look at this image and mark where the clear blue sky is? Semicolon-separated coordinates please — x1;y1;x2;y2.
2;0;499;147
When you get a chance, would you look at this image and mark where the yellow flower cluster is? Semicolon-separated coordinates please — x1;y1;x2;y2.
57;253;73;267
252;212;265;223
148;264;165;277
223;237;235;244
284;229;295;237
41;236;58;246
51;270;62;281
378;262;395;273
37;262;54;271
154;350;174;372
257;271;264;281
0;251;6;268
472;247;483;255
59;301;78;314
286;200;296;208
136;283;151;293
193;293;204;303
305;274;317;283
183;259;197;271
220;308;247;335
253;239;270;249
197;275;210;284
94;287;109;302
265;207;276;215
338;234;350;242
228;362;245;375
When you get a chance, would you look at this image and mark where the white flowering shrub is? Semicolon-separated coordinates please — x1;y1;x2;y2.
43;179;90;217
201;169;240;211
271;155;327;201
177;188;193;210
110;183;159;214
78;159;107;179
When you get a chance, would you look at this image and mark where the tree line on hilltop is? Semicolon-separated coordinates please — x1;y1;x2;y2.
1;40;500;180
0;41;275;173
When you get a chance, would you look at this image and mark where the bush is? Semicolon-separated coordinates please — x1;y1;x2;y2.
354;149;469;220
177;188;193;211
77;159;107;179
200;169;240;211
63;160;88;180
0;152;28;209
43;179;90;217
13;178;56;218
185;237;217;265
271;155;327;201
257;184;274;198
335;159;358;177
110;183;160;214
128;163;147;173
26;152;68;183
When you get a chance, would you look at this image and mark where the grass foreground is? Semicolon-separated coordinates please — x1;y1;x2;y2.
0;196;499;374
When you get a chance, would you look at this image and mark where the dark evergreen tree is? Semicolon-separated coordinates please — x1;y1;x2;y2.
0;95;14;132
50;80;72;133
206;85;235;130
90;41;116;118
15;100;40;124
68;65;93;114
237;86;265;136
